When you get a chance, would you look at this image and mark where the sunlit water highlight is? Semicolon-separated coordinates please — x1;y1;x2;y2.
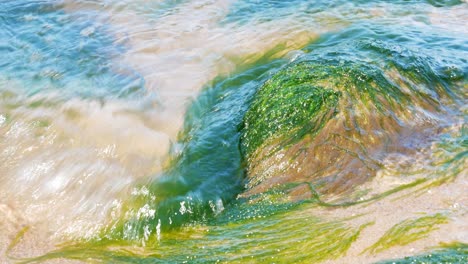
0;0;467;263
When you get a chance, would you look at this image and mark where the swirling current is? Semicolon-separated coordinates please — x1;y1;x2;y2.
0;0;467;263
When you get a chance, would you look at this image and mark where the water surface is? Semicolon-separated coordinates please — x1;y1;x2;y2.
0;0;466;263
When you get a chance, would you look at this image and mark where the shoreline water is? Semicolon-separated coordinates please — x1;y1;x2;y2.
1;1;467;263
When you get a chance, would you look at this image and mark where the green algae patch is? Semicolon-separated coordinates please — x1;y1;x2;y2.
241;62;341;158
377;242;468;264
17;202;371;264
364;214;449;254
239;29;466;202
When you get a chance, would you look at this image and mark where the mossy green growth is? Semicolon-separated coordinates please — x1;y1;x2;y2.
241;62;341;157
364;214;449;254
377;242;468;264
17;203;371;264
240;51;414;158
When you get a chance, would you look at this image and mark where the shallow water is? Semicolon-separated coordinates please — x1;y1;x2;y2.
0;0;467;263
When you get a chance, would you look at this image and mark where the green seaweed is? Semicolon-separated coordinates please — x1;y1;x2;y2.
239;42;424;160
364;214;449;254
377;242;468;264
239;26;466;204
241;62;341;158
8;10;468;264
239;57;408;158
17;202;372;264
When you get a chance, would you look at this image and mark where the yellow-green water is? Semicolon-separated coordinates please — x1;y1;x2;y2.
0;0;467;263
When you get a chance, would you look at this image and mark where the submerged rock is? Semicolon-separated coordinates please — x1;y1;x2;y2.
240;38;465;203
241;63;341;157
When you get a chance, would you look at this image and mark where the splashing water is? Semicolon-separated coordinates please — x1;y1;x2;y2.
0;0;467;263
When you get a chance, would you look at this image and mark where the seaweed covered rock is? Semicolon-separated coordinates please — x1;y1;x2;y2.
241;63;341;158
240;37;465;203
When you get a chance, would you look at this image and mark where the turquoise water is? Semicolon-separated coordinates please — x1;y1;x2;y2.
0;1;144;98
0;0;467;263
